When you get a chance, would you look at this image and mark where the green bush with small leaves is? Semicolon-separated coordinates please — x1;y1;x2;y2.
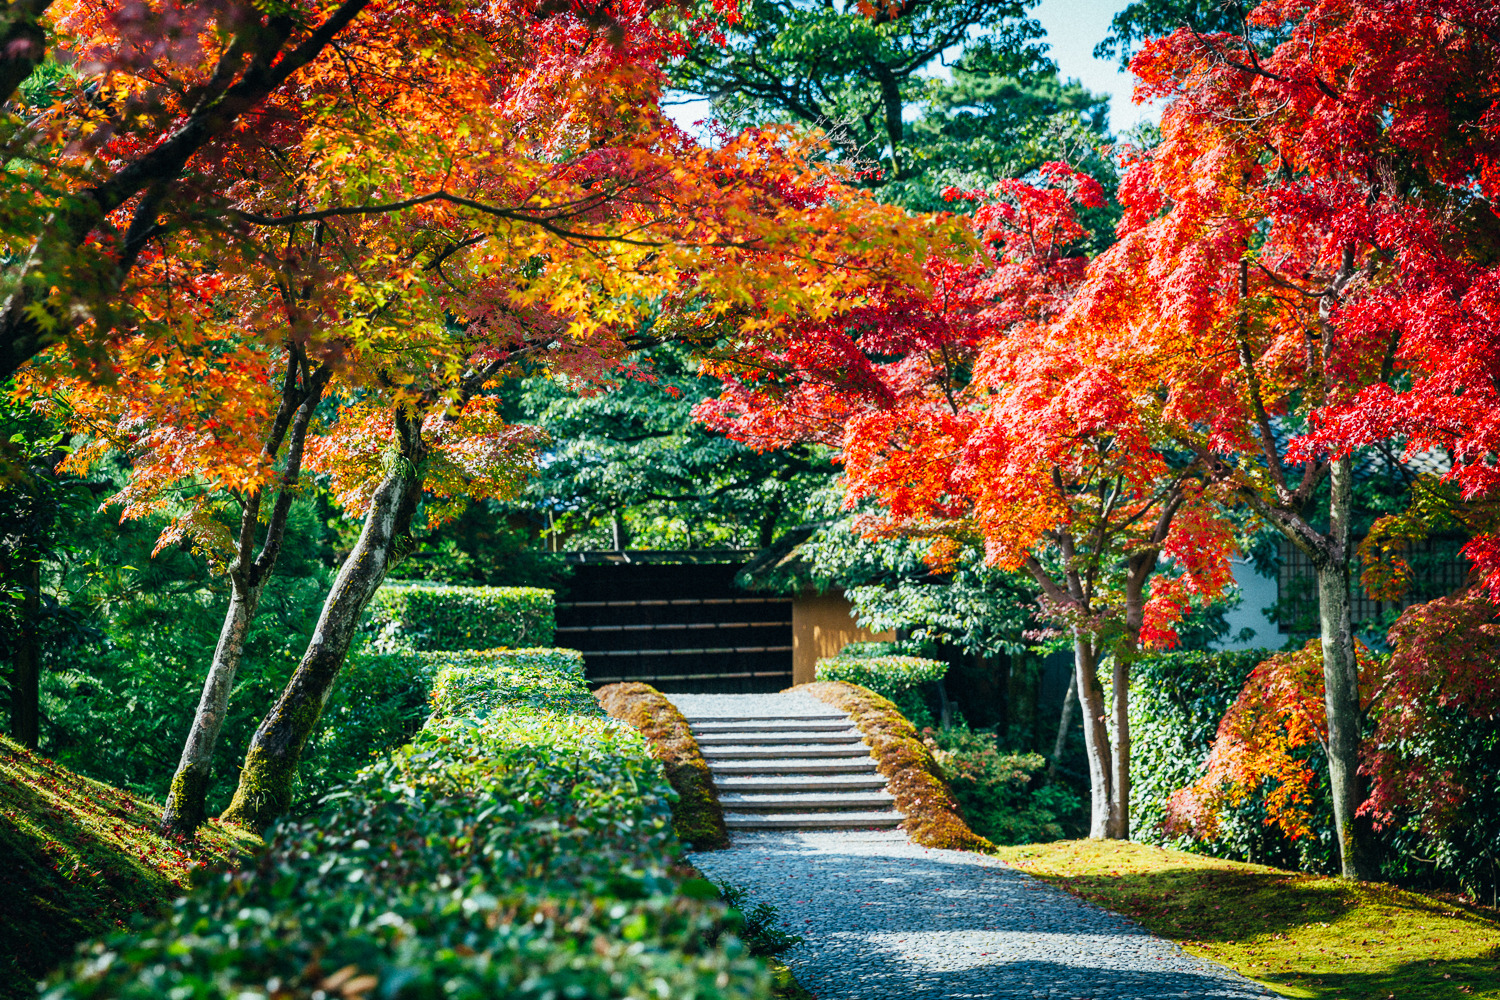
364;583;556;652
924;723;1082;845
427;648;593;718
44;615;770;999
815;653;948;727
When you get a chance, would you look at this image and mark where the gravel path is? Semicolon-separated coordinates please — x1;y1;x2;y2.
671;691;1275;998
689;827;1277;999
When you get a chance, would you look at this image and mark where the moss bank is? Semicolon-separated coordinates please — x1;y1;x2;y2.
0;736;254;999
594;681;730;850
796;680;991;852
997;839;1500;999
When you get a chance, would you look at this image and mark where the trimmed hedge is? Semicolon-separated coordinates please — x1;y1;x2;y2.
815;653;948;728
595;682;730;851
364;584;556;652
427;648;593;718
796;680;992;852
45;646;769;999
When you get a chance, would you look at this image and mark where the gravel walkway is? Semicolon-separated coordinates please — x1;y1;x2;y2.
669;691;1275;998
689;830;1276;999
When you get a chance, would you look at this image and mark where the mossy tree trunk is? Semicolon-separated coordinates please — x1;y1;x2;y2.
220;413;426;833
161;353;329;834
1245;453;1378;880
1312;455;1378;880
1071;632;1113;839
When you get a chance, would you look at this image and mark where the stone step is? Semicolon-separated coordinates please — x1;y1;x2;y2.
684;713;847;724
694;731;862;746
719;791;895;812
691;719;855;733
724;811;904;830
715;774;889;793
710;757;881;775
700;743;869;759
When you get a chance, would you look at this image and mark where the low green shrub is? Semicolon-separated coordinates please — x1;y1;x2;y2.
714;881;804;957
815;653;948;728
45;642;769;999
364;583;556;652
427;648;593;718
923;723;1083;845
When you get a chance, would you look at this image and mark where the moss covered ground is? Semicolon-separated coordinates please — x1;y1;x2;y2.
594;681;729;850
996;839;1500;1000
796;680;992;852
0;736;254;999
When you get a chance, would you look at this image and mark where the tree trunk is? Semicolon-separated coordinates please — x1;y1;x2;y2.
1072;632;1113;839
219;464;421;832
1048;670;1076;779
10;557;39;748
1315;453;1378;880
1108;650;1130;840
161;356;327;835
161;586;260;831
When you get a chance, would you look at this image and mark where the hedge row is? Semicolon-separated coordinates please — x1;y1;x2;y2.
363;583;556;652
595;682;730;851
815;652;948;727
47;647;768;999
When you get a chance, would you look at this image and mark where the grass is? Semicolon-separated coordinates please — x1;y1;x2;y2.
796;680;992;852
995;839;1500;1000
769;959;817;999
594;681;730;850
0;736;256;1000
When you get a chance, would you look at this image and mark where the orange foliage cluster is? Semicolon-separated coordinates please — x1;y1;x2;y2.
1169;589;1500;845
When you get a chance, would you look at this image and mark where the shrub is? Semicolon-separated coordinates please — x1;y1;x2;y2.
923;723;1082;845
427;648;593;718
714;881;804;957
815;653;947;729
43;640;770;999
299;650;438;800
363;584;555;652
795;680;991;852
595;682;729;850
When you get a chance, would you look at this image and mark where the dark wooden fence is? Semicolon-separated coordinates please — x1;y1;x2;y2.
556;556;793;693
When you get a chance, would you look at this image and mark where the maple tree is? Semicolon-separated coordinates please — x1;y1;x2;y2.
1168;588;1500;883
1059;0;1500;878
14;0;954;833
699;163;1237;839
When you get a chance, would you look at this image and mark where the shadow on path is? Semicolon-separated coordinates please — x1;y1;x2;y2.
690;831;1275;1000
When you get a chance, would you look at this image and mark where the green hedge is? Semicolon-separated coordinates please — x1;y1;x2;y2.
45;637;769;998
816;653;948;728
1129;647;1338;872
428;648;593;718
364;584;556;652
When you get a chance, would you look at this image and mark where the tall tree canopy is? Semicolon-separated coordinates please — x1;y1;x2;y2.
670;0;1113;209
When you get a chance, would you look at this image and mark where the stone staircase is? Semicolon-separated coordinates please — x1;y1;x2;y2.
686;710;904;831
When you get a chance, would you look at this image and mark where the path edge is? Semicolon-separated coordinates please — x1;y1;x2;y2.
595;682;731;850
793;680;994;852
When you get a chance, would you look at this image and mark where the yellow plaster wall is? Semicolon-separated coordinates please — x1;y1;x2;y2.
791;591;895;685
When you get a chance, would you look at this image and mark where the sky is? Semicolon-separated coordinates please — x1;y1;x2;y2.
666;0;1159;138
1032;0;1159;133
